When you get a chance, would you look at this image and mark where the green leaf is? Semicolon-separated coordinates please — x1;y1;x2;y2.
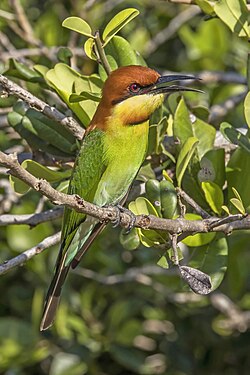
69;91;101;103
222;205;230;215
230;198;246;215
129;197;166;248
57;47;73;64
4;58;42;82
227;148;250;211
46;63;102;126
157;255;169;269
62;17;93;37
174;98;215;159
105;36;140;66
244;91;250;128
195;0;215;15
84;37;97;60
198;149;226;188
214;0;250;38
189;235;228;291
102;8;139;46
230;187;246;214
33;64;49;77
176;136;199;187
220;122;250;153
201;181;223;215
10;159;71;194
182;214;216;247
8;101;76;157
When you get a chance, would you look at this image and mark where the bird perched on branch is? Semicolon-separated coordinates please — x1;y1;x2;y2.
40;65;200;330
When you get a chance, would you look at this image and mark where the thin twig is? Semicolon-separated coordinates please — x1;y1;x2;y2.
144;6;201;56
1;47;86;62
177;188;211;218
0;232;61;275
197;71;247;86
209;90;248;124
210;292;250;332
0;9;16;20
0;74;84;140
10;0;40;46
0;207;63;226
94;31;112;75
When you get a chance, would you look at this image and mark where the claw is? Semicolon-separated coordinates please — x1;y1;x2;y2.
111;205;136;234
111;205;122;228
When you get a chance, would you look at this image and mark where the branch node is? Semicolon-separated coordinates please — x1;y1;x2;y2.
138;215;151;228
75;194;85;207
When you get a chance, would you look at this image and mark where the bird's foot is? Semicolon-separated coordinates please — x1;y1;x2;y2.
111;205;136;234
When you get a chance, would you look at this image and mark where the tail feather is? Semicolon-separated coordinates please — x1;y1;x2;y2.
40;261;70;331
71;222;105;269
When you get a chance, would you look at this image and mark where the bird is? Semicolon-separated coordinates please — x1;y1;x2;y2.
40;65;200;330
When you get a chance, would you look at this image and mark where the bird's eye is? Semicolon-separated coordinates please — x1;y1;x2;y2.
129;83;141;93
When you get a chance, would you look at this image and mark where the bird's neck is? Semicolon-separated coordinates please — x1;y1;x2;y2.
89;92;164;132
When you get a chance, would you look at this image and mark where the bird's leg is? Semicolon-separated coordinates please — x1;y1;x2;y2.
111;205;136;234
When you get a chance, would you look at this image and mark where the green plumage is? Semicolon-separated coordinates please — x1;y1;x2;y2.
40;64;168;331
40;121;149;330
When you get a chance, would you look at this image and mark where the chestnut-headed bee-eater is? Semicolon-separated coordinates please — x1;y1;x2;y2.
40;65;199;330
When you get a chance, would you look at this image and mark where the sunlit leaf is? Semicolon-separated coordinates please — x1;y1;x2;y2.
195;0;215;15
221;205;230;215
176;136;199;187
84;37;97;60
230;198;246;215
182;213;216;247
62;16;93;37
214;0;250;38
244;91;250;128
102;8;139;46
201;181;223;215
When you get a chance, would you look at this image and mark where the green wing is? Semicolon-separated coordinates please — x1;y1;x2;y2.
40;129;106;330
60;128;105;262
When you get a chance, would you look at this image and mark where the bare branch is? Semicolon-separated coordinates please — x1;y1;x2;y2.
210;292;250;332
94;31;112;75
209;90;248;125
1;46;86;62
144;6;201;56
0;207;63;226
10;0;40;46
197;70;247;86
1;150;250;235
177;188;211;219
0;231;61;275
0;74;84;140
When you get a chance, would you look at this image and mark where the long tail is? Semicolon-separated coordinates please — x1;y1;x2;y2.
40;223;106;331
40;255;70;331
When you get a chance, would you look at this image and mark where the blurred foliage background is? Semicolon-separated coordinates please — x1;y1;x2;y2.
1;0;250;374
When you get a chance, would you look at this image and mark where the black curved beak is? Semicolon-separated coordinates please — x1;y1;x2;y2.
142;74;203;95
